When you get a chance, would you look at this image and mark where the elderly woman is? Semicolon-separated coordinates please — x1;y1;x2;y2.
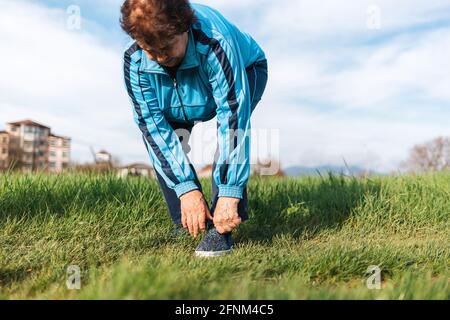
121;0;268;257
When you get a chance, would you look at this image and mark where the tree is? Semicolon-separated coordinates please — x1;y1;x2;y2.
402;136;450;173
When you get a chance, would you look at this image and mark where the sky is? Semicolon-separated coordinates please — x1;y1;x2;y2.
1;0;450;174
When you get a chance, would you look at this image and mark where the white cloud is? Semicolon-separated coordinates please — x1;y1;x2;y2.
198;0;450;113
325;28;450;109
198;0;450;40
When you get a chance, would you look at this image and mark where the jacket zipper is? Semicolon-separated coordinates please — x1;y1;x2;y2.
143;68;190;122
172;77;189;122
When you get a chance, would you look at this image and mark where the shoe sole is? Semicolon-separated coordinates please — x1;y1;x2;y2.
194;249;232;258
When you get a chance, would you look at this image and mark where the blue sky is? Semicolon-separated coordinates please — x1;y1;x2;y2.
1;0;450;173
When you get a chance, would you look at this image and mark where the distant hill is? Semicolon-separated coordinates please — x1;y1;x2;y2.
283;165;383;177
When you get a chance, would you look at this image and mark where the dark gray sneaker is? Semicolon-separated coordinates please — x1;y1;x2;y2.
195;227;234;257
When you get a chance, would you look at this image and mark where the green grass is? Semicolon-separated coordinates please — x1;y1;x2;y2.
0;171;448;299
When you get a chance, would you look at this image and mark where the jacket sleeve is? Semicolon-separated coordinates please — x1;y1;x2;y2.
123;48;199;198
203;33;252;199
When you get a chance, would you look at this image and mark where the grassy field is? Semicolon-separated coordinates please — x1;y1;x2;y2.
0;171;448;299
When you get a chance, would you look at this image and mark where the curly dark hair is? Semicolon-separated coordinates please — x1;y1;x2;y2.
120;0;197;50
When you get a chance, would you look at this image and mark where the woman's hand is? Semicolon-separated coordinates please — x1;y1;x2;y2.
213;197;242;234
180;190;213;238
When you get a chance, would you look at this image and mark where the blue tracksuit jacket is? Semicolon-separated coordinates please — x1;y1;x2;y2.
123;3;266;199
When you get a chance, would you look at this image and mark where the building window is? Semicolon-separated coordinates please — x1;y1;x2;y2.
11;127;17;132
2;148;6;154
50;151;56;157
2;137;6;143
62;152;68;158
49;162;56;168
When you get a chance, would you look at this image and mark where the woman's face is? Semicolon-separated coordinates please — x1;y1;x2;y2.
139;32;189;68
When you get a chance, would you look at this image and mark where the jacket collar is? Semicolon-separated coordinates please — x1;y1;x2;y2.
139;27;199;74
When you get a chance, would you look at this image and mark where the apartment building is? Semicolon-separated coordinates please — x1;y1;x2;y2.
48;134;71;173
6;120;50;172
1;119;71;173
0;131;9;170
